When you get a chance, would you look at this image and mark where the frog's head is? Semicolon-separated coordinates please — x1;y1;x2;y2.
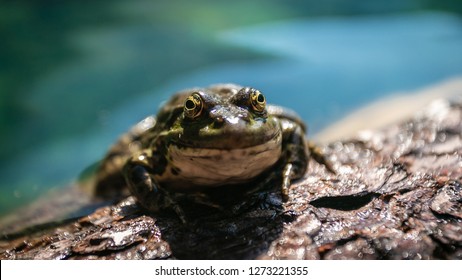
164;86;283;187
174;87;281;149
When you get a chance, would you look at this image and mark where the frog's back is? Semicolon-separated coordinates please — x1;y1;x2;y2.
93;115;157;197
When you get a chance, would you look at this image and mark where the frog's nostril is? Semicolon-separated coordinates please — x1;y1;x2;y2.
213;117;224;128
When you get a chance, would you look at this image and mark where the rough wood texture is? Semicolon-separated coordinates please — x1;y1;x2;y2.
1;99;461;260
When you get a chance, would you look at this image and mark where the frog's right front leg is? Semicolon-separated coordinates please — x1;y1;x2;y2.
123;151;186;223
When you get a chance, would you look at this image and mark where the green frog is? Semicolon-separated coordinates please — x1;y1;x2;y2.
95;84;332;222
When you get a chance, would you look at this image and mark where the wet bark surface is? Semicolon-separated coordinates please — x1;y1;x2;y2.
1;99;461;260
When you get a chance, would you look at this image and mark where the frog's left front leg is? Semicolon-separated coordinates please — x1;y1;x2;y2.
280;120;308;200
123;150;186;223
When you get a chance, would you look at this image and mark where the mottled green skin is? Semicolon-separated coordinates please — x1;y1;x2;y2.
95;84;308;221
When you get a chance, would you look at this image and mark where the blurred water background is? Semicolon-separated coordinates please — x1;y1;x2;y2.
1;0;462;216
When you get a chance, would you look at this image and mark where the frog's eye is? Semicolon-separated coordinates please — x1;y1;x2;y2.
184;93;203;119
250;90;266;113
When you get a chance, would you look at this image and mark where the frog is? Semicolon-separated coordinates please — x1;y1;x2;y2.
95;84;333;222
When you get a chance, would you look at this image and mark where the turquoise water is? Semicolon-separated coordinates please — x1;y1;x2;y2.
1;0;462;215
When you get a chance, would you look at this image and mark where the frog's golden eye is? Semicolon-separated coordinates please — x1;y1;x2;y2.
184;93;203;119
250;90;266;113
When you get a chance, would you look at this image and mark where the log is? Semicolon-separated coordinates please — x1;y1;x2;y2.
1;98;461;260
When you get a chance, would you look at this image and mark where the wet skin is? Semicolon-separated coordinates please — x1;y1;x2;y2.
95;84;323;222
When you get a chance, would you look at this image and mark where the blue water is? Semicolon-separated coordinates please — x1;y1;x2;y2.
1;12;462;215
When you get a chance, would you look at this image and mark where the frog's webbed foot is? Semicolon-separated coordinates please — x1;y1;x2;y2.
307;141;336;174
124;154;187;224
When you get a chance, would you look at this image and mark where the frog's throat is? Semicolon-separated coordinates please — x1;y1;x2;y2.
158;132;283;188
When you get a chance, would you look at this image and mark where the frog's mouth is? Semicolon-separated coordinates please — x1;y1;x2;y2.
174;117;282;150
164;131;283;188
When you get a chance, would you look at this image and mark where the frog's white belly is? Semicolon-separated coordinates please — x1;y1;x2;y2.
158;134;282;190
